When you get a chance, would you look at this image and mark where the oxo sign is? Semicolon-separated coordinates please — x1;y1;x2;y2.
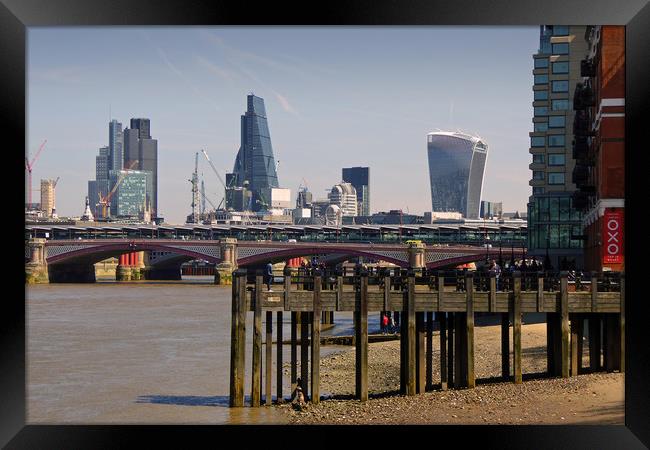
602;210;623;264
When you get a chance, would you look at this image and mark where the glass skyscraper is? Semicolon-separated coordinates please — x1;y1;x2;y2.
109;169;150;217
342;166;370;216
230;94;279;211
108;119;123;172
426;131;488;219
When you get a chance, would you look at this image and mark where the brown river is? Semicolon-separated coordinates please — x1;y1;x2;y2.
26;276;365;424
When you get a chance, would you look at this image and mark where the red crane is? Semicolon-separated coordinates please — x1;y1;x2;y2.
25;140;47;207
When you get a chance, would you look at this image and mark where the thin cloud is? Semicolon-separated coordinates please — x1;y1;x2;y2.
274;92;297;114
195;55;235;81
34;66;87;84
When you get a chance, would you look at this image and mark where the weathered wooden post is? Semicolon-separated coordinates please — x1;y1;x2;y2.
406;270;417;395
301;310;309;399
251;272;263;406
537;271;544;313
416;311;426;393
356;270;369;401
513;271;522;384
426;311;433;391
454;309;465;389
489;272;496;313
466;271;475;388
312;271;322;404
265;310;273;405
277;310;283;403
560;271;570;378
570;314;584;377
437;272;448;391
229;268;247;407
291;312;298;395
448;311;454;388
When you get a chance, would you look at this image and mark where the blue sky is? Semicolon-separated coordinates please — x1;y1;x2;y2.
28;26;539;223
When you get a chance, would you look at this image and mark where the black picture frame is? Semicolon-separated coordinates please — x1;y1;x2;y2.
2;0;649;447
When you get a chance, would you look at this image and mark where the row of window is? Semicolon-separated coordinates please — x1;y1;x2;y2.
528;224;583;249
528;195;582;222
531;135;566;147
533;77;570;93
534;100;570;115
533;115;566;132
534;59;569;74
533;171;566;184
532;154;566;165
538;42;570;55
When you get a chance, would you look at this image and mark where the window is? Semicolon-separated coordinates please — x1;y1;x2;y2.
548;173;565;184
552;80;569;92
551;99;570;111
533;154;545;163
534;74;549;84
552;61;569;74
534;122;548;132
552;43;569;54
553;26;570;36
534;107;549;116
535;58;549;68
531;136;545;147
533;171;545;180
548;154;565;165
559;197;570;220
548;135;565;146
549;115;565;128
533;187;545;195
550;197;559;221
534;90;549;100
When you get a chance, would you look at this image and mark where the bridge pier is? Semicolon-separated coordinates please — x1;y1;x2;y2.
215;238;238;285
26;238;49;284
143;266;182;281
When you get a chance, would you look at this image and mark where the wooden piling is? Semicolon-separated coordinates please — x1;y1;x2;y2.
466;272;475;388
537;272;544;312
251;274;263;406
426;311;433;391
406;272;416;395
589;314;601;372
277;311;283;403
356;272;368;401
454;311;464;388
291;312;298;393
265;310;273;405
570;314;584;376
501;312;510;380
560;272;570;378
312;274;321;404
416;312;425;393
439;312;448;390
229;269;246;407
301;311;309;399
489;273;496;312
448;312;454;388
513;272;522;384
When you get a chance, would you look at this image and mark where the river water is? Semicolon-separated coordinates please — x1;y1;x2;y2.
26;276;373;424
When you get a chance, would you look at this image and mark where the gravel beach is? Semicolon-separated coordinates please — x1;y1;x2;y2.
275;322;624;425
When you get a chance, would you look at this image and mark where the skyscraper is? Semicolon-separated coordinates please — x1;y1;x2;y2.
109;169;148;217
108;119;123;172
130;118;151;139
123;128;140;168
328;182;358;217
426;131;488;219
229;94;279;212
40;179;56;217
342;167;370;216
527;25;587;269
138;137;158;217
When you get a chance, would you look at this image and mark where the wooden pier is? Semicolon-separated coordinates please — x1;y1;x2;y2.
229;269;624;407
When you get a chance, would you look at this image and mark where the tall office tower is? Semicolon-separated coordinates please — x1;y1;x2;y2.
480;201;503;219
426;131;488;219
96;146;109;180
328;182;358;217
572;26;625;271
109;169;148;217
527;25;588;270
296;187;313;208
123;128;140;168
229;94;279;212
130;118;151;139
342;166;370;216
138;137;158;217
109;120;124;173
40;179;56;217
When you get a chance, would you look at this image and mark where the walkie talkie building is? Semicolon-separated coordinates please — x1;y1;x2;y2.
426;131;488;219
230;94;280;211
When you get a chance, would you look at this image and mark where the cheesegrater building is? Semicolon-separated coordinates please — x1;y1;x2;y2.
426;131;488;219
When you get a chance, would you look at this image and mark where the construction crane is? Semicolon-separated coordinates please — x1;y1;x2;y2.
200;149;230;209
25;140;47;207
96;160;138;219
189;152;200;223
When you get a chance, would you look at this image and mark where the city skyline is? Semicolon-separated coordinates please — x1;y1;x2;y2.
28;27;540;223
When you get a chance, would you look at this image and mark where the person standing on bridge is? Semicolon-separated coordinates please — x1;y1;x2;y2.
265;262;274;291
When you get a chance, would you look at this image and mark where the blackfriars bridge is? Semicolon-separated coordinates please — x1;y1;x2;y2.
25;236;526;284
